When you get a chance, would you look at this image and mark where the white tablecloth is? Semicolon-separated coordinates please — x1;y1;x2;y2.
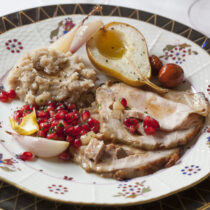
0;0;209;37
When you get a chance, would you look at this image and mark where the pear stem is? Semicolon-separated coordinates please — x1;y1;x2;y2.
125;55;168;94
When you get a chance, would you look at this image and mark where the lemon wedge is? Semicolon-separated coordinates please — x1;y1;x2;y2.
9;109;39;135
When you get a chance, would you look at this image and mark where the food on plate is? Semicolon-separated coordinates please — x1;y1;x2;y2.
7;48;96;106
95;82;207;150
49;5;102;53
11;132;69;158
71;138;180;180
3;12;209;180
9;109;39;135
149;55;163;75
0;89;16;103
86;22;168;93
10;102;100;145
158;63;184;88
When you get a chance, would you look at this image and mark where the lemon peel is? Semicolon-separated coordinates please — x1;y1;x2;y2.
9;109;39;135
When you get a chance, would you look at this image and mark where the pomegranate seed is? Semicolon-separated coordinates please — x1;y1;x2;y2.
37;118;48;124
7;90;16;99
68;104;76;111
37;129;47;138
30;104;39;110
73;139;82;148
81;110;90;121
82;124;90;132
54;123;64;135
80;130;88;135
87;118;98;128
0;91;9;102
88;118;100;133
59;152;70;160
20;152;33;161
143;116;160;130
49;111;56;118
66;135;74;143
39;122;51;131
21;105;31;112
120;98;127;108
65;126;74;135
37;110;49;118
144;126;156;135
48;101;56;108
129;125;137;134
47;105;55;112
59;120;69;128
64;112;79;123
55;110;68;120
14;110;23;121
92;124;100;133
151;119;160;129
56;103;66;111
47;133;57;140
72;125;82;136
124;118;138;127
23;111;31;116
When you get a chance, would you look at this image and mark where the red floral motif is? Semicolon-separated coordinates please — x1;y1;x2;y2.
113;180;151;198
207;85;210;95
48;184;68;194
50;18;75;43
64;176;73;181
159;43;198;65
5;39;23;53
0;153;20;172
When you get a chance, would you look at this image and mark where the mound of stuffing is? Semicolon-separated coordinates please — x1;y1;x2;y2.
7;48;96;106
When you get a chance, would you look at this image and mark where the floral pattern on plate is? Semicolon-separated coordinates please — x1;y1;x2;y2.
207;136;210;148
50;17;75;43
0;153;21;172
159;43;198;64
181;165;201;176
113;181;151;198
5;39;24;53
48;184;69;194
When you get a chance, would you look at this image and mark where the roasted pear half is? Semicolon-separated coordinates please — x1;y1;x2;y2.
86;22;167;93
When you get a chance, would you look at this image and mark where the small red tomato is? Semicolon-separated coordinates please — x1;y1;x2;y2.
20;152;33;161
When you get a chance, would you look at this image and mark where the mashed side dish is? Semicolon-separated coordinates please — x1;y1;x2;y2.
7;48;96;106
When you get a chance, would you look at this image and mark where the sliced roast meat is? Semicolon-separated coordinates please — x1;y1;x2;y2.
71;138;180;180
95;83;206;150
96;83;208;131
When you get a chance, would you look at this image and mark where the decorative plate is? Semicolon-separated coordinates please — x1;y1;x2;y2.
0;4;209;206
